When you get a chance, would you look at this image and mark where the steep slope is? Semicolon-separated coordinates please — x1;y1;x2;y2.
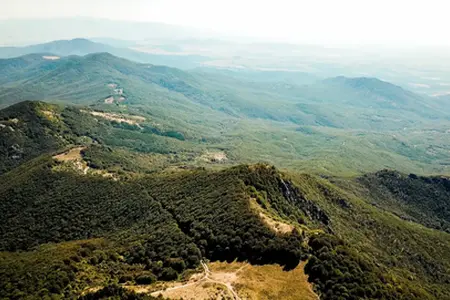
0;101;196;175
0;101;68;173
288;172;450;299
271;76;448;133
358;170;450;232
0;52;207;108
322;76;427;108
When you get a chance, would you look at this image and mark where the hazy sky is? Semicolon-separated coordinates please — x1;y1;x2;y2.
1;0;449;45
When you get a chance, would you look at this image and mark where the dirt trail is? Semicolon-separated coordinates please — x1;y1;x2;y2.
202;260;242;300
150;260;243;300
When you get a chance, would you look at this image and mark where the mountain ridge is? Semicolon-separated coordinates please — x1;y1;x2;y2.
0;100;449;299
0;38;208;69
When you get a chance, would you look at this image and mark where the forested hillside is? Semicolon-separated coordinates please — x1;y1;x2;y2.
358;170;450;232
1;53;449;176
0;51;449;299
2;150;449;299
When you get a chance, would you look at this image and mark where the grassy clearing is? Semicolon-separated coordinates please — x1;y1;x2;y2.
209;261;318;300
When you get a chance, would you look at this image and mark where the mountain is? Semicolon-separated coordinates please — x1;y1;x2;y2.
0;38;209;69
1;53;450;177
0;53;443;124
0;101;66;173
0;38;112;57
302;76;442;117
0;101;449;299
0;52;205;109
433;95;450;113
0;100;193;175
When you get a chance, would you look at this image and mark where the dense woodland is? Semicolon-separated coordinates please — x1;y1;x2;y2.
0;160;309;298
359;170;450;232
1;150;449;299
305;234;435;300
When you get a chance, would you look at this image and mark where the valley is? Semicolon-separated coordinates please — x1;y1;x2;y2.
0;38;449;300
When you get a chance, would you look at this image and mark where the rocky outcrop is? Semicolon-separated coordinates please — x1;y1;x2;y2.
279;179;331;227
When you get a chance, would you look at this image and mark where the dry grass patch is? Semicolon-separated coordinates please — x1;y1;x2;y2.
125;261;317;300
249;198;294;234
210;261;318;300
200;151;228;163
81;110;146;126
151;281;232;300
53;147;86;162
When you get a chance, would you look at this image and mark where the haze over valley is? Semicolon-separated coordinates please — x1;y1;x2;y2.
0;2;449;299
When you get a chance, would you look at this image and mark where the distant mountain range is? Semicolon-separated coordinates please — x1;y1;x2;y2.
0;34;450;299
0;50;445;126
0;38;208;69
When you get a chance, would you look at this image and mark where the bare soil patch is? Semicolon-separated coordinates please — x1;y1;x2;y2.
41;110;59;121
42;56;60;60
128;260;318;300
258;211;294;234
149;260;239;300
104;97;114;104
200;151;228;163
53;147;85;162
225;261;319;300
81;110;146;126
249;198;294;234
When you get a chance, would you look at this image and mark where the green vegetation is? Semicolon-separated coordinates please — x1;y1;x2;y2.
1;52;450;175
80;284;160;299
286;172;450;299
1;51;450;299
358;170;450;232
0;158;308;298
1;144;449;298
0;101;66;173
305;234;432;300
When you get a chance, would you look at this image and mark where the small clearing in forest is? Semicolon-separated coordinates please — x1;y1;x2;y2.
104;97;114;104
129;261;318;300
200;151;228;163
81;110;146;126
249;198;294;234
53;147;85;162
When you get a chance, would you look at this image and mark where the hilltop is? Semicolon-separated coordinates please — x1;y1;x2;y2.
0;102;449;299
